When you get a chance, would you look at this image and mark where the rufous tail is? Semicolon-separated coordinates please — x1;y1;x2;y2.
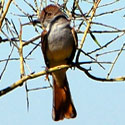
52;75;77;121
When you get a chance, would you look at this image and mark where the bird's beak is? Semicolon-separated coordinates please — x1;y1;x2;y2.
32;19;45;30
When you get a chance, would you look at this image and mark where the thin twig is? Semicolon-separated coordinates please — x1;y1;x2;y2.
13;0;29;17
99;0;120;8
0;45;14;80
23;35;41;46
92;22;120;31
96;49;125;57
87;32;125;54
76;64;125;82
28;86;51;92
25;41;41;59
78;0;101;49
19;22;25;78
107;43;125;78
25;83;30;112
78;49;105;69
77;29;125;34
23;0;36;12
95;7;125;17
0;57;32;62
1;30;19;50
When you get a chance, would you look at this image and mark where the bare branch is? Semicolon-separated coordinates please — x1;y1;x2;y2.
78;0;101;49
107;43;125;78
0;0;13;29
0;64;69;97
87;33;125;54
0;45;14;80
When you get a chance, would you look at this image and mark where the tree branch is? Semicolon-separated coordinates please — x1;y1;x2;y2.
0;64;69;97
0;0;13;30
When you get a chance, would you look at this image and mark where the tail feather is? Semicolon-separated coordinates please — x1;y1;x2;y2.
52;75;76;121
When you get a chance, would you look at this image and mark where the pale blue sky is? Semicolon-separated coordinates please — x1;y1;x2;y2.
0;0;125;125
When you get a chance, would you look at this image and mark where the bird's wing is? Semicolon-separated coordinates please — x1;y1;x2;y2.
41;29;50;68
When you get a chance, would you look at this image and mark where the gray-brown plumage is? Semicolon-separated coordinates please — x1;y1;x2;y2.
40;5;78;121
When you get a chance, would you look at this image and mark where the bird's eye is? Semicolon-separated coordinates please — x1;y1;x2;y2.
47;13;52;16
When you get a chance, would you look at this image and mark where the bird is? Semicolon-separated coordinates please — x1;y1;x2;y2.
39;4;78;121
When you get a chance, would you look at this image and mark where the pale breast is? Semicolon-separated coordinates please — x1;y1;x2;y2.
47;21;74;66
